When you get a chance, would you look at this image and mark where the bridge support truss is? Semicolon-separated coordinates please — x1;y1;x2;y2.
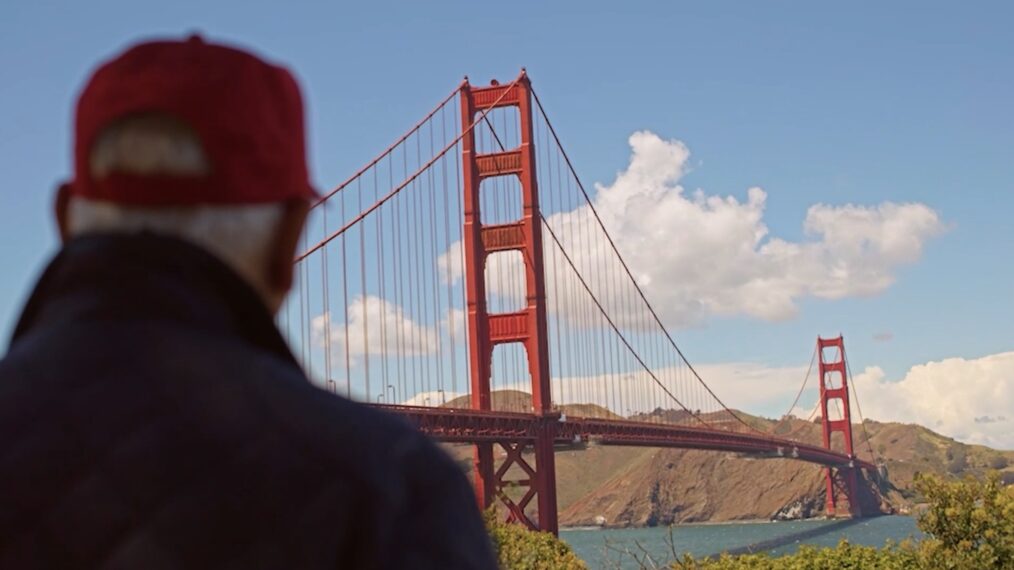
818;335;862;517
460;73;559;534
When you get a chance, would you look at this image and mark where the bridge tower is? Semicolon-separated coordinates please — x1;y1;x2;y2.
817;335;862;517
459;73;559;534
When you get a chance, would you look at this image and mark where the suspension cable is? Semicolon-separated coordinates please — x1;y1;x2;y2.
843;345;879;463
540;214;712;428
531;87;760;434
311;82;465;209
481;98;708;425
296;75;524;262
770;344;817;433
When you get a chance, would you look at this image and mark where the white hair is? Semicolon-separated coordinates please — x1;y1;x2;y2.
67;113;285;307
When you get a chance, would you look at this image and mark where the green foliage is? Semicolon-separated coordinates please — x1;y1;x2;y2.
670;540;919;569
915;471;1014;568
657;473;1014;569
484;510;587;570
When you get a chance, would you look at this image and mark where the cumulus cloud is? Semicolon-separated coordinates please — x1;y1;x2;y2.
579;131;944;324
312;295;437;364
400;389;464;407
543;350;1014;450
442;307;466;334
477;362;808;417
437;241;463;284
851;351;1014;449
439;131;946;327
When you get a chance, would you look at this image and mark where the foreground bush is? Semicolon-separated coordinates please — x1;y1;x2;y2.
484;510;587;570
671;541;919;569
915;471;1014;568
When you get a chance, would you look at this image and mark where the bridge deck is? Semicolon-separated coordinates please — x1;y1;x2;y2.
375;404;875;470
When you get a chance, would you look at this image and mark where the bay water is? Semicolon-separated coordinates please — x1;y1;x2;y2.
561;515;922;569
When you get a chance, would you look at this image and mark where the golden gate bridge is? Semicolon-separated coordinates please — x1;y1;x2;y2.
283;71;879;534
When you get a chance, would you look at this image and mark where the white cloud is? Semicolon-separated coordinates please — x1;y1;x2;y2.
689;362;810;413
312;295;437;364
543;350;1014;450
488;362;809;417
580;131;944;325
439;131;945;328
400;389;465;407
851;351;1014;449
437;240;463;284
441;307;466;334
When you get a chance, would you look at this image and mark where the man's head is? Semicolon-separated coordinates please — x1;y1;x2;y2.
56;36;315;313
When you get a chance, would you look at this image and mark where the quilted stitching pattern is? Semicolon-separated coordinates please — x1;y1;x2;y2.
0;235;495;569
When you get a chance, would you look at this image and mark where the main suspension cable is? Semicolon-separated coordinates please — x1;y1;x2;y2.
531;87;760;434
770;344;817;433
843;346;879;464
296;76;524;262
540;213;711;427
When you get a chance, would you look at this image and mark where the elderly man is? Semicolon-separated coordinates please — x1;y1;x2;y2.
0;36;495;569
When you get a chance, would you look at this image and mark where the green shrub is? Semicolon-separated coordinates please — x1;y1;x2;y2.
671;541;919;569
915;471;1014;568
484;510;587;570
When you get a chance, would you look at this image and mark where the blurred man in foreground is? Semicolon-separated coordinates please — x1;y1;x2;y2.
0;35;495;569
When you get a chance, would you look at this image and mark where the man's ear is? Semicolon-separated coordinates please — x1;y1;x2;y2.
54;183;72;243
267;197;311;298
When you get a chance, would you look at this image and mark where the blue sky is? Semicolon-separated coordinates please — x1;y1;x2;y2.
3;1;1013;444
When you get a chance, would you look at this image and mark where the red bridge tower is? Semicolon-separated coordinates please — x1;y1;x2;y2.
459;73;559;533
817;335;862;517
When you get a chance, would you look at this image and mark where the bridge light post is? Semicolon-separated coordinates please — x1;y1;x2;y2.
388;384;396;405
376;393;384;404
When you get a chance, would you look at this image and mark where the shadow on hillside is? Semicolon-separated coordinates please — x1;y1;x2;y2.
715;518;865;557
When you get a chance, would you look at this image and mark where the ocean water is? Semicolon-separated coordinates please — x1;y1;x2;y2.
561;516;922;569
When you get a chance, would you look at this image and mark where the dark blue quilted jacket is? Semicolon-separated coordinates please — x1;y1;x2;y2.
0;233;495;569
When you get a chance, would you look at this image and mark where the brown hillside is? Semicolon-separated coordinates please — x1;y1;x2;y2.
559;448;832;526
440;392;1014;526
442;390;621;419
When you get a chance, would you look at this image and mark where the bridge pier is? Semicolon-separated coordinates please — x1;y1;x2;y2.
473;443;496;510
825;464;862;517
532;415;560;534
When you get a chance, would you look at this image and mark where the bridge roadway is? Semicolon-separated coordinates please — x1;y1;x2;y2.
374;404;876;470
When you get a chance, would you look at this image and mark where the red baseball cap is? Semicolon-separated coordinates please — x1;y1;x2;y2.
69;35;317;206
